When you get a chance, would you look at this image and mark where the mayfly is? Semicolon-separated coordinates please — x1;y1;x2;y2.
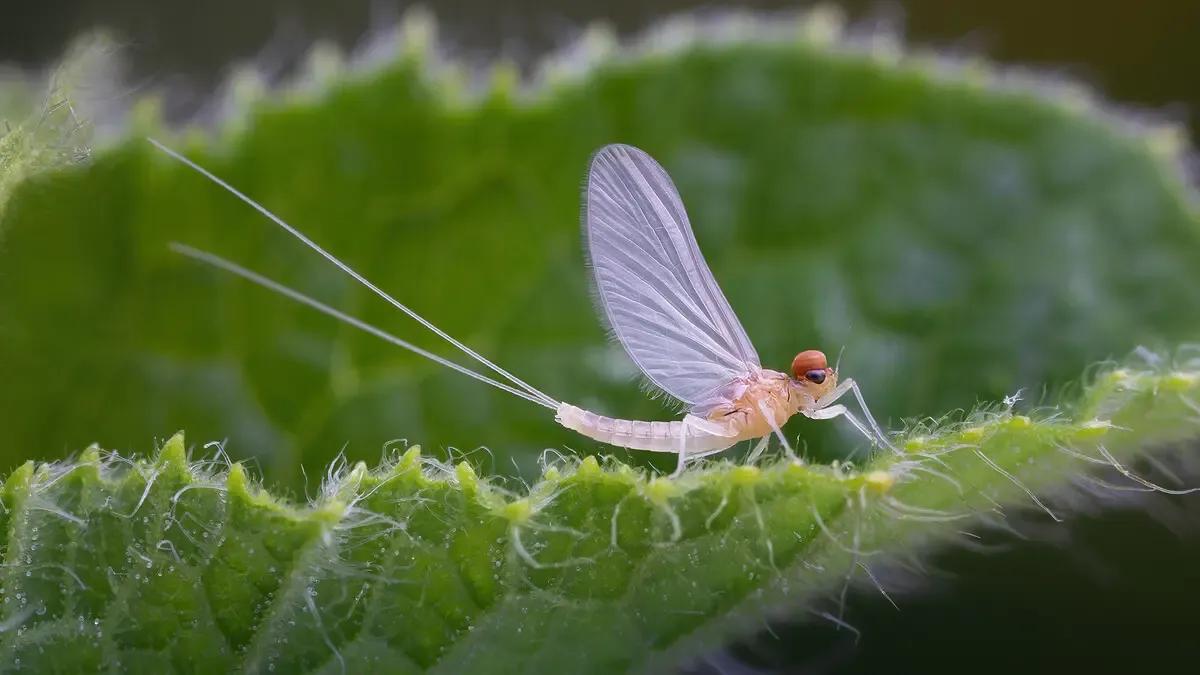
150;140;894;472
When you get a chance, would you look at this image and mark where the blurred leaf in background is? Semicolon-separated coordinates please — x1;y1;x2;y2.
0;34;111;219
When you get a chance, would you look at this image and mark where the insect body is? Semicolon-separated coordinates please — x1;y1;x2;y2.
151;141;893;472
558;357;837;457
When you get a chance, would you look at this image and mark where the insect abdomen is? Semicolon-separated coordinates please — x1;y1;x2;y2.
555;403;737;455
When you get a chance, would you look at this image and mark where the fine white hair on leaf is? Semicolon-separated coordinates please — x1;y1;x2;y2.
974;512;1029;541
1143;453;1186;486
34;459;101;491
1076;473;1156;493
608;494;630;551
856;561;899;611
112;466;161;519
807;501;877;559
1132;344;1164;367
745;489;779;575
27;499;86;527
903;460;963;495
629;478;685;546
380;437;411;462
879;497;969;522
652;500;684;546
302;583;346;675
523;483;568;513
1180;392;1200;418
201;439;233;469
538;447;577;474
155;539;183;563
1054;442;1114;466
445;444;496;472
809;609;861;642
508;522;596;570
972;448;1062;522
414;455;457;482
1094;444;1200;496
704;488;731;531
0;602;38;634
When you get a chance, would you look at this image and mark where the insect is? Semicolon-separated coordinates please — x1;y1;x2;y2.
151;140;894;472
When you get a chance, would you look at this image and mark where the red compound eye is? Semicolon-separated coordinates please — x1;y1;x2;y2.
791;350;829;381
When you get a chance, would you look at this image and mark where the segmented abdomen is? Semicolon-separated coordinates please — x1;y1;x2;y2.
555;403;738;455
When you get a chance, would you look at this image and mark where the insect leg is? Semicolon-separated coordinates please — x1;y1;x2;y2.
672;418;691;477
814;379;895;453
806;401;902;454
757;400;795;458
845;380;895;452
808;403;867;435
813;379;853;408
746;436;770;464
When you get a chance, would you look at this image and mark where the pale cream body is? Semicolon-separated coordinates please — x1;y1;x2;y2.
555;369;833;457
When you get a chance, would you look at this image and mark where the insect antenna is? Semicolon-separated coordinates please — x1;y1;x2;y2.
169;244;557;409
149;138;559;409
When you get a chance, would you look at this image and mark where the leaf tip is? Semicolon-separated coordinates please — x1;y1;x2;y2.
1006;415;1033;430
399;445;422;468
903;436;932;453
455;461;480;494
796;4;846;46
130;96;165;136
577;455;602;477
488;60;520;100
227;462;251;499
79;444;103;465
730;465;761;487
399;5;437;59
645;477;680;505
958;426;987;443
1162;371;1199;393
3;461;35;498
1103;368;1135;388
1075;418;1114;440
158;432;187;469
500;498;532;524
863;470;895;494
313;498;348;526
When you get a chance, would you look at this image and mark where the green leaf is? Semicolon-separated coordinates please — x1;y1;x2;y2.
2;10;1200;672
2;358;1198;673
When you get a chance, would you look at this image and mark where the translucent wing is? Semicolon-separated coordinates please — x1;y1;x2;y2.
584;144;760;409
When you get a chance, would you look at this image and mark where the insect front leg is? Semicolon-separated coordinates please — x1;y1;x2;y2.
811;378;896;454
812;378;853;408
807;404;873;441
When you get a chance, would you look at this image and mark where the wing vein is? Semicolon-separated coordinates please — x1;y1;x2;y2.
584;144;760;408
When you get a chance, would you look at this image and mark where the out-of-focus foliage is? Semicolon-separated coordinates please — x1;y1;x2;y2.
0;36;104;220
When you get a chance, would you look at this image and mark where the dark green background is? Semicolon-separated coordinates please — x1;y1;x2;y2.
3;2;1199;672
5;1;1200;136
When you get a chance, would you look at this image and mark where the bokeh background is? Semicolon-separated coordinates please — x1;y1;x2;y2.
6;0;1200;135
3;1;1200;672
